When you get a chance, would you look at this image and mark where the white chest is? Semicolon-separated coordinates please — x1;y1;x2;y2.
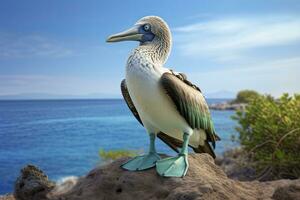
125;53;190;135
125;54;162;111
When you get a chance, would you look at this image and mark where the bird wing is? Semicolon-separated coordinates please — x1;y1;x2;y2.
121;79;181;153
121;80;143;125
160;72;220;158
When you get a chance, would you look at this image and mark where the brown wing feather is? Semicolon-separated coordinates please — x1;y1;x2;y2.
169;71;220;142
121;80;143;125
160;72;220;158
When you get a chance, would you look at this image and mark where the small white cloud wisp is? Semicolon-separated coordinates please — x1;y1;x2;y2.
174;15;300;60
0;33;73;59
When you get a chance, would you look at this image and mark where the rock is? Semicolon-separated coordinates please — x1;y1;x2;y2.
0;195;15;200
13;154;300;200
14;165;55;200
209;102;246;110
272;180;300;200
215;148;256;181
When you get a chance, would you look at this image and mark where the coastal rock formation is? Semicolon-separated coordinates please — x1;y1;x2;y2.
209;102;246;110
0;195;14;200
215;148;257;181
6;154;300;200
14;165;55;200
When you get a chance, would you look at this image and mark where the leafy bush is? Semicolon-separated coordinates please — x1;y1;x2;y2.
232;93;300;180
231;90;260;104
99;149;138;161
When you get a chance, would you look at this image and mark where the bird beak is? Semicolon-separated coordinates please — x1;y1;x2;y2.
106;26;143;43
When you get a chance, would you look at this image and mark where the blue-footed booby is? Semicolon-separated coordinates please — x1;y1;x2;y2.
106;16;220;177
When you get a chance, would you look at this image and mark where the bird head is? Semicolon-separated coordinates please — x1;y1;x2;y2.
106;16;172;63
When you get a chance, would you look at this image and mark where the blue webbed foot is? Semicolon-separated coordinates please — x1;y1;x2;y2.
121;152;161;171
156;154;189;177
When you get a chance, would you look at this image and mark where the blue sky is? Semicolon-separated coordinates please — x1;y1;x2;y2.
0;0;299;98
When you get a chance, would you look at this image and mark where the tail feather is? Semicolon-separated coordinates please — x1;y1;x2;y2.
157;132;217;159
193;141;216;158
215;133;221;141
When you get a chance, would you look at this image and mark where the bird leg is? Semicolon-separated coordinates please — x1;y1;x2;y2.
121;133;161;171
156;133;189;177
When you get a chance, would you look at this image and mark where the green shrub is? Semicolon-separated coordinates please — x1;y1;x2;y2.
232;93;300;180
99;149;138;161
231;90;260;104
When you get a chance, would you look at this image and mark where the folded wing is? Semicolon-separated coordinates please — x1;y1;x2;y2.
160;72;220;158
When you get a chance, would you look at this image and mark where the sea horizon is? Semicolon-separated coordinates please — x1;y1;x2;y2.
0;97;233;101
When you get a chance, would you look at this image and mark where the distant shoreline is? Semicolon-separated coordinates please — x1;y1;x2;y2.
0;98;238;111
0;98;233;101
0;98;124;101
209;102;246;110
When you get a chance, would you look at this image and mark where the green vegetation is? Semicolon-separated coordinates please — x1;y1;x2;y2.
231;90;260;104
99;149;138;161
232;93;300;180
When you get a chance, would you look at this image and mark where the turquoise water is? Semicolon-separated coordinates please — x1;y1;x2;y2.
0;99;238;194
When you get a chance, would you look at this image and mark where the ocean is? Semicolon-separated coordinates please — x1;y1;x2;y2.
0;99;238;194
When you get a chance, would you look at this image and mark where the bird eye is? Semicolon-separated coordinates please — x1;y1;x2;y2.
143;24;151;32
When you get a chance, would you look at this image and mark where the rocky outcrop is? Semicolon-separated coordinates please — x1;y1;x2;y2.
215;148;257;181
0;195;14;200
7;154;300;200
14;165;55;200
272;181;300;200
209;102;246;110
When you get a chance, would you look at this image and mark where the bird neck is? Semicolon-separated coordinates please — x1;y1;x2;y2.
136;37;171;66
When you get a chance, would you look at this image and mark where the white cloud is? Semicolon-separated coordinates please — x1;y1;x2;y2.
188;57;300;97
174;16;300;60
0;75;119;96
170;15;300;96
0;33;73;59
